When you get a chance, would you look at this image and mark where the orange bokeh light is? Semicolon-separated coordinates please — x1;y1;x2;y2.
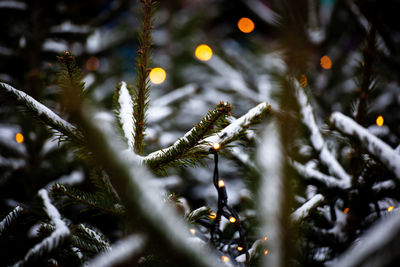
222;256;229;262
238;17;255;33
16;133;24;143
209;212;217;219
320;55;332;69
86;56;100;71
376;115;384;127
218;180;225;187
344;208;349;214
300;74;308;87
195;44;213;61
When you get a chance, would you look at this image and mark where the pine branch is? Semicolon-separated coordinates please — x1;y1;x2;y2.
295;81;351;186
0;82;84;144
0;206;23;236
133;0;155;155
12;189;70;267
77;103;223;267
291;194;324;222
329;112;400;180
71;224;111;255
51;183;124;216
144;102;232;168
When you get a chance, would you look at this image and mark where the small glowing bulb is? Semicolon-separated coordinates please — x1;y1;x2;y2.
344;208;350;214
16;133;24;143
299;74;308;87
209;212;217;219
149;67;166;84
263;236;268;242
237;17;255;33
388;206;394;212
229;216;236;223
376;116;384;127
195;44;213;61
218;180;225;188
189;228;196;235
237;246;243;251
320;55;332;69
264;249;269;255
221;256;229;262
212;142;221;150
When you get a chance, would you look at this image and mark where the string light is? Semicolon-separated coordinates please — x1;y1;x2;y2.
237;17;255;33
320;55;332;69
263;236;268;242
344;208;349;214
218;180;225;188
388;206;394;212
15;133;24;143
209;212;217;219
212;142;221;150
190;228;196;235
221;256;229;262
376;115;384;127
149;67;166;84
264;249;269;255
195;44;213;61
237;246;243;251
299;74;308;87
229;216;236;223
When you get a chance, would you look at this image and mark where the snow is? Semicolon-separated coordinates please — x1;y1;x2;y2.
257;121;283;267
0;45;13;56
291;194;324;221
0;206;23;235
292;160;349;188
295;83;351;185
12;189;70;266
42;39;68;52
152;84;197;107
79;224;110;251
0;1;26;10
244;0;280;25
0;82;79;139
50;21;90;34
328;213;400;267
87;235;144;267
330;112;400;180
45;170;84;190
118;81;135;150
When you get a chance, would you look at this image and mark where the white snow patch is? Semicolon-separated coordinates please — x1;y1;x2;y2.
118;81;135;150
0;1;26;9
291;194;324;221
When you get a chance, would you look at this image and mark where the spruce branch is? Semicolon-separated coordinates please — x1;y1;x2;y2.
0;82;84;144
71;224;111;255
0;206;23;236
291;194;324;222
329;112;400;180
144;102;232;168
133;0;156;155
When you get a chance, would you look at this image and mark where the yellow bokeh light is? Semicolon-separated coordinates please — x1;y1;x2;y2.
189;228;196;235
263;236;268;242
229;216;236;223
212;142;221;150
264;249;269;255
209;212;217;219
320;55;332;69
237;246;243;251
388;206;394;212
376;115;384;127
218;180;225;188
344;208;349;214
16;133;24;143
195;44;213;61
238;17;255;33
221;256;229;262
149;67;166;84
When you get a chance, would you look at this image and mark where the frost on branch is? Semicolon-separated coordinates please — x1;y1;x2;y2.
0;206;23;236
291;194;324;222
12;189;70;266
0;82;83;143
330;112;400;180
295;82;351;186
114;81;135;150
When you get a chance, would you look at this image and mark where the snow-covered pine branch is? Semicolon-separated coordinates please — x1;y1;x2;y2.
79;105;223;267
12;189;70;267
115;81;135;151
0;82;83;143
330;112;400;180
87;234;145;267
329;213;400;267
257;121;284;267
291;160;349;189
295;82;351;187
0;206;23;236
291;194;324;221
198;102;271;151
